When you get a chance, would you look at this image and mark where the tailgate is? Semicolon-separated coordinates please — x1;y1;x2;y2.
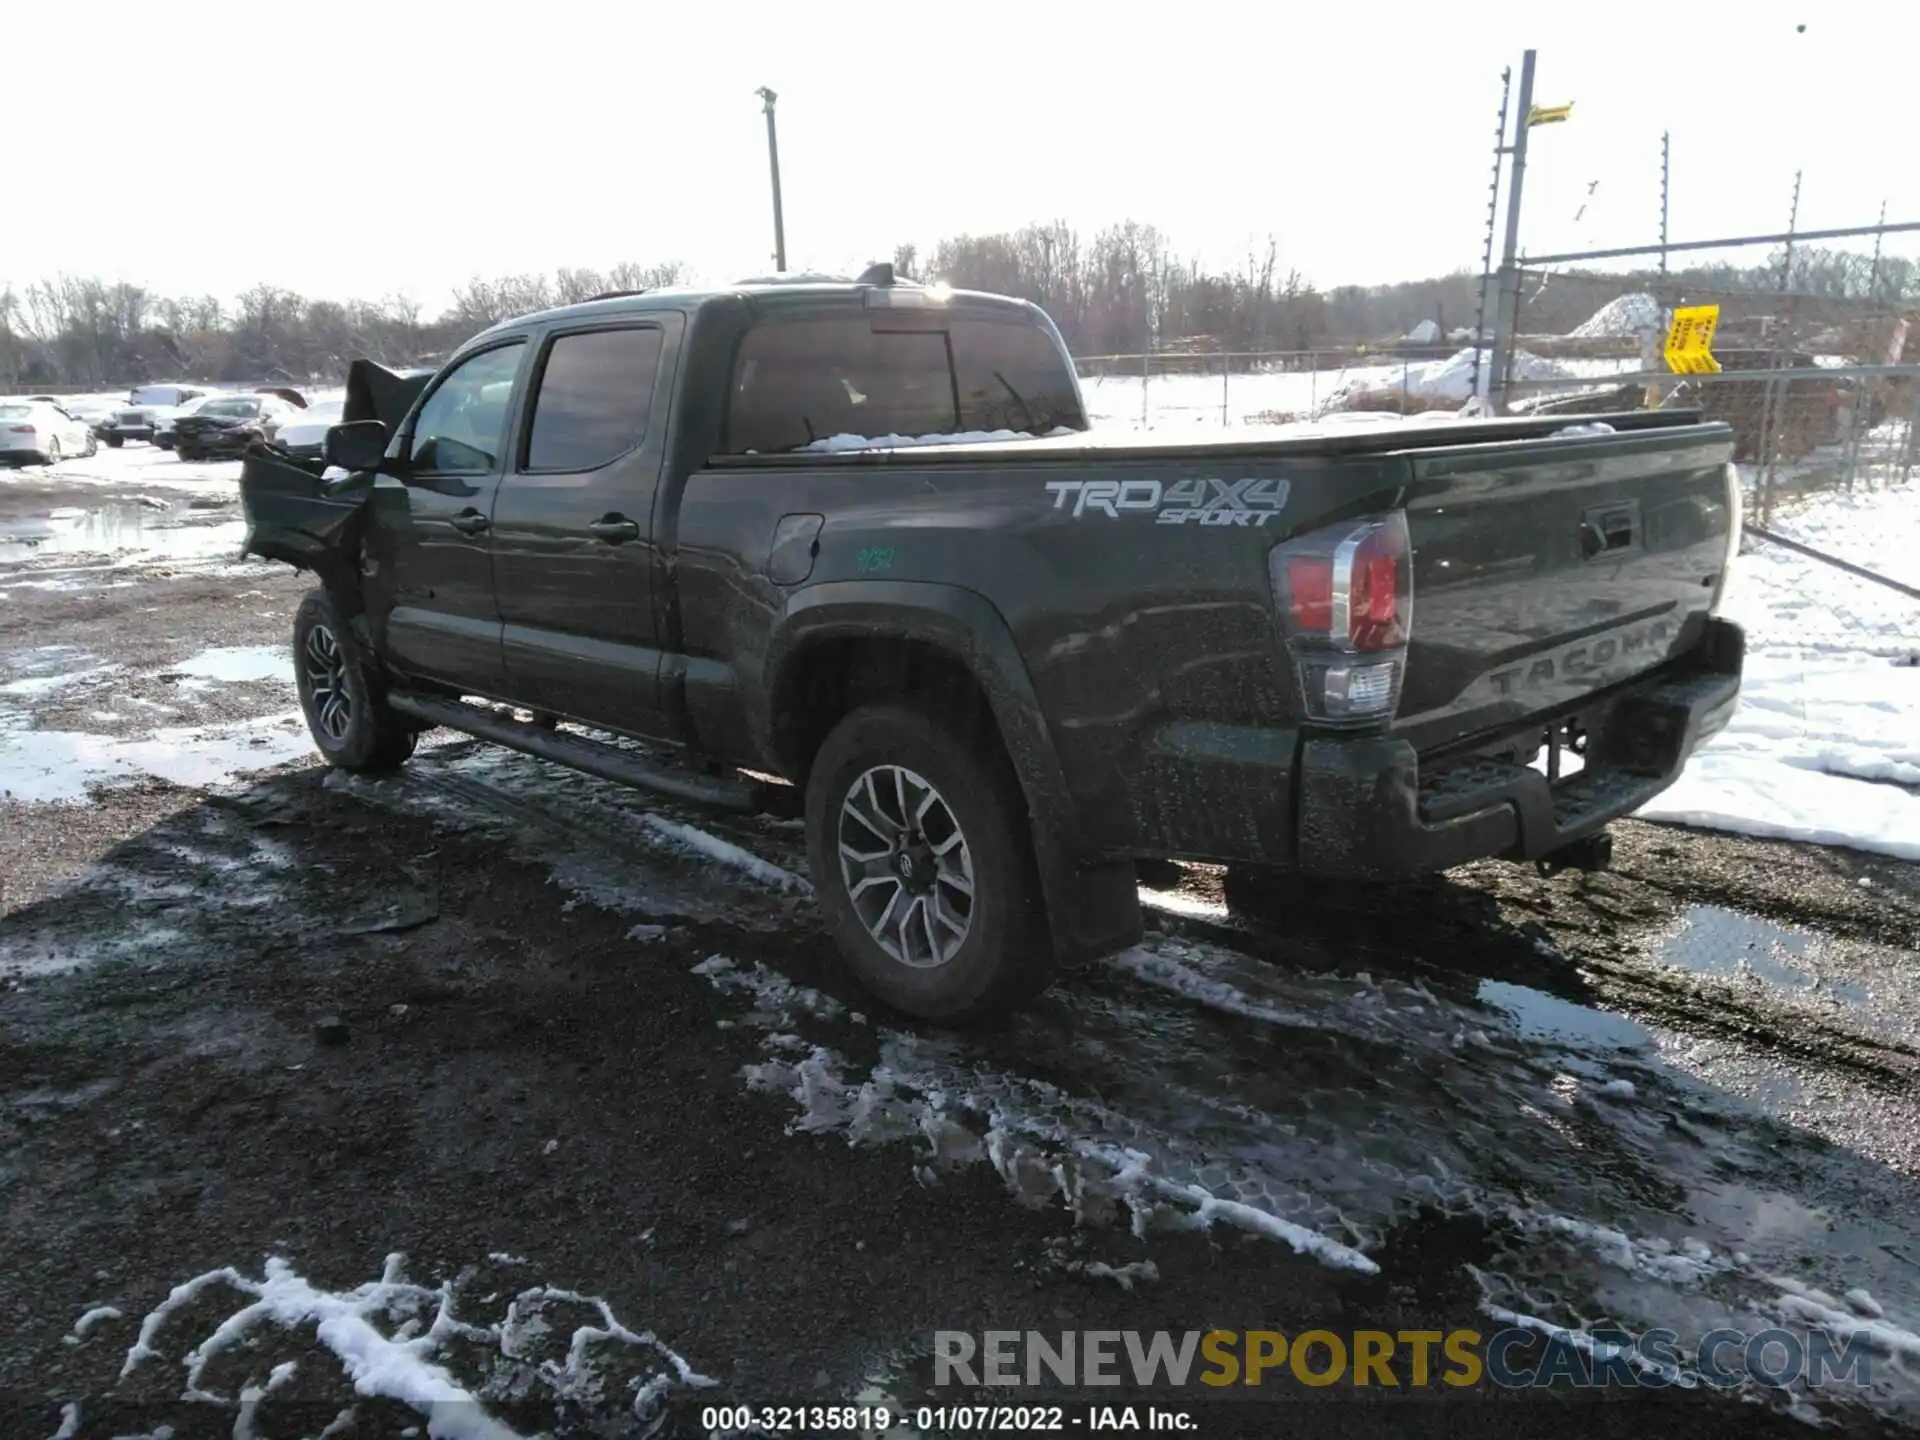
1394;422;1736;754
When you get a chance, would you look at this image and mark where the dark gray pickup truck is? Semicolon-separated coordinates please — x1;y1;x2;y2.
240;267;1744;1021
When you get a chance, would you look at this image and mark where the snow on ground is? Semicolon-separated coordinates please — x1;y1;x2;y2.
1077;350;1634;428
103;1251;711;1439
1637;475;1920;860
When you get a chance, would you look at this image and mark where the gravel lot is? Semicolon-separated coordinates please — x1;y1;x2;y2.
3;450;1918;1439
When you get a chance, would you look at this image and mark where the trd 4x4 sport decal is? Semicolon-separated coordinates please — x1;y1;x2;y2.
1043;477;1291;526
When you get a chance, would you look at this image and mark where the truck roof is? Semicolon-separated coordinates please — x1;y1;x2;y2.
479;267;1039;336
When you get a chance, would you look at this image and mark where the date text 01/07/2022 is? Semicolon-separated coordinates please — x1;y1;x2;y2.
698;1404;1200;1431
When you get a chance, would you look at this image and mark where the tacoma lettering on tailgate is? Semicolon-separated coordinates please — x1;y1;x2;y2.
1487;619;1676;697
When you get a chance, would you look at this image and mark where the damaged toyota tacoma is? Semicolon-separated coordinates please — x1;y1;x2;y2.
239;267;1744;1021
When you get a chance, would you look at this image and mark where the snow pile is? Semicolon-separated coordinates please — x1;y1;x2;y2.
1638;651;1920;861
1570;293;1661;339
1316;346;1576;413
1638;479;1920;860
112;1253;712;1439
1402;319;1441;344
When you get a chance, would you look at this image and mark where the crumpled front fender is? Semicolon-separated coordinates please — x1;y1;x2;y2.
239;449;372;586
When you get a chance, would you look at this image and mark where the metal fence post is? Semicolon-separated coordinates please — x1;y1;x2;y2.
1221;352;1230;426
1141;350;1150;429
1486;50;1537;414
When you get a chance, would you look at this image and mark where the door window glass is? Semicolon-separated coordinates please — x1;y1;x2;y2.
408;344;524;472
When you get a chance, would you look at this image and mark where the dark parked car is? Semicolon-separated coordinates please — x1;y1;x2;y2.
240;270;1744;1021
173;394;303;461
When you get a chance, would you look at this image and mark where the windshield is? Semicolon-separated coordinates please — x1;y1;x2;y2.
0;405;32;420
200;399;261;418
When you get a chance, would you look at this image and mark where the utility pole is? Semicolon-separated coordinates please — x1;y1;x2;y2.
755;87;787;272
1484;48;1536;414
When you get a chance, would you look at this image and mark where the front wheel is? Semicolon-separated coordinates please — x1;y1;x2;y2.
104;434;123;448
804;703;1051;1022
83;433;98;457
292;589;417;772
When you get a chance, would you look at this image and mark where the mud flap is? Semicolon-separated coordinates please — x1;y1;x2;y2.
1037;852;1142;969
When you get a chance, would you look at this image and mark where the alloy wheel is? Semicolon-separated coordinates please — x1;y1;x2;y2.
837;764;976;968
302;623;353;742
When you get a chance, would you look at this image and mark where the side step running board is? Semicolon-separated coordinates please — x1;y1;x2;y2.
388;692;766;813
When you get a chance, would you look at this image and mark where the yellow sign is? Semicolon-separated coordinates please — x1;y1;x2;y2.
1664;304;1722;374
1527;103;1574;126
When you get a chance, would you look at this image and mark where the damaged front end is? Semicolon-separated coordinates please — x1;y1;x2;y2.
239;359;433;585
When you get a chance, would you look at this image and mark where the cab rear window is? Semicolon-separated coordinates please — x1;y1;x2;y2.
725;312;1086;454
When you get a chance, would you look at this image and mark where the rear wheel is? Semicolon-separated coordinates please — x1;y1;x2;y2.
293;589;417;772
44;437;61;466
804;702;1051;1022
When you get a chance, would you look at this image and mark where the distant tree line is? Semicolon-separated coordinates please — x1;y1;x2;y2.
2;222;1912;389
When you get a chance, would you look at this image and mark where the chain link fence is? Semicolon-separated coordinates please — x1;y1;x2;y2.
1491;238;1920;661
1073;347;1492;429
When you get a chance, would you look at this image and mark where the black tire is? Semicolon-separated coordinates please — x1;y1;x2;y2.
176;445;198;462
104;434;123;448
804;702;1051;1022
44;437;61;466
83;433;98;457
292;589;417;772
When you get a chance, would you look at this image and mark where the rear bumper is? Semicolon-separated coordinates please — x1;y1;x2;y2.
1132;618;1743;878
1296;618;1743;878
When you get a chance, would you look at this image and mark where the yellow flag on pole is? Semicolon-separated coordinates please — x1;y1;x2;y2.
1527;103;1574;127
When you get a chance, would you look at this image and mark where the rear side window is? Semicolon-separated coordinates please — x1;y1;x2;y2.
728;317;953;454
951;320;1085;434
525;327;666;471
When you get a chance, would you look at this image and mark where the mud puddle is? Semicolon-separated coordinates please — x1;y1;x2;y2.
0;495;243;569
1657;905;1870;1007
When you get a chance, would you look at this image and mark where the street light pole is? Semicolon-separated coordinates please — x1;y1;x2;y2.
755;87;787;272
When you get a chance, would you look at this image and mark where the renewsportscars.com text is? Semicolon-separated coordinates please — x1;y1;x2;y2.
934;1327;1875;1391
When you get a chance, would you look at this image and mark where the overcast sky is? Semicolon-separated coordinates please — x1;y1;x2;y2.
9;0;1917;312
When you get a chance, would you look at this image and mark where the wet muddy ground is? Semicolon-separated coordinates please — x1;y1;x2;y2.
3;455;1920;1438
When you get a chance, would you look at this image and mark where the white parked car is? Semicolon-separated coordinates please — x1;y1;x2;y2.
271;397;345;460
101;384;211;447
0;401;100;465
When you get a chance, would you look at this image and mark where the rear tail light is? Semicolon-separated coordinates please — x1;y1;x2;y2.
1268;511;1413;723
7;425;34;434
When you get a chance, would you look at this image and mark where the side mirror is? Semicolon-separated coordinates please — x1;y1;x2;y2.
323;419;391;471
